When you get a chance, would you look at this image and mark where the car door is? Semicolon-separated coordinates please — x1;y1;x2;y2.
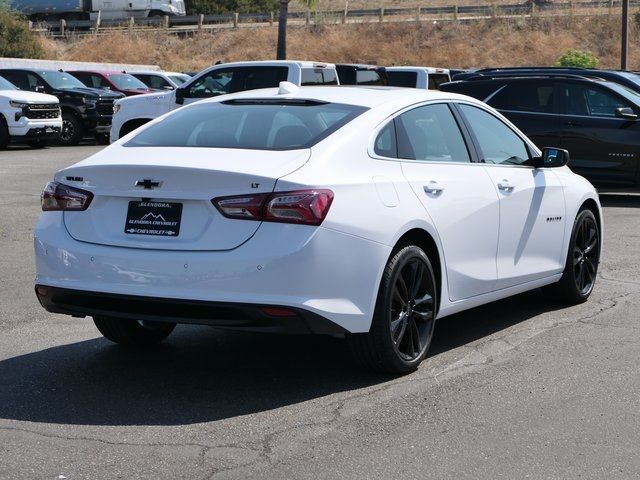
557;80;640;187
392;102;500;301
486;79;562;150
456;103;566;290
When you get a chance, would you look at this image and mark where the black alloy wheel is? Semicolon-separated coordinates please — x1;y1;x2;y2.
390;257;435;362
573;212;599;296
349;245;437;374
93;316;176;346
543;208;600;304
58;113;83;146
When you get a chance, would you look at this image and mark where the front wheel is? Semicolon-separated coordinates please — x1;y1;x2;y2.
543;209;600;304
58;113;84;146
348;245;437;374
93;316;176;346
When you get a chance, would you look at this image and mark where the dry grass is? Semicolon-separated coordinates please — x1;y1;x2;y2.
40;14;640;71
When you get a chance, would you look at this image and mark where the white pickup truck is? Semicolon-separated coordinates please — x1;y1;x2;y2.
110;60;339;142
0;75;62;149
386;67;451;90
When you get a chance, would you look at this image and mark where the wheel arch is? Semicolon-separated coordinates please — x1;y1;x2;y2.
392;227;443;315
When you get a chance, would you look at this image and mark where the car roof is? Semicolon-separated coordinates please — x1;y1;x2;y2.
200;85;473;109
206;60;337;69
386;66;450;73
67;70;130;76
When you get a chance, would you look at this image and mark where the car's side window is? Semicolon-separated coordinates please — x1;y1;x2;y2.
560;82;633;117
489;80;556;114
458;104;530;166
26;73;41;91
188;69;235;98
395;103;471;163
374;121;397;158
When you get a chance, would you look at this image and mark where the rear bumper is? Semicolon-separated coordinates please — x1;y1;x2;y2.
34;212;391;333
35;285;347;335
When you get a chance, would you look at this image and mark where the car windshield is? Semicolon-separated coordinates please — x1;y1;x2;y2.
168;74;190;85
108;74;149;90
0;75;17;90
39;71;86;89
126;100;368;150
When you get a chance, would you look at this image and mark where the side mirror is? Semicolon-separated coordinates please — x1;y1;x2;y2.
34;85;45;93
615;107;638;120
533;147;570;168
175;87;185;104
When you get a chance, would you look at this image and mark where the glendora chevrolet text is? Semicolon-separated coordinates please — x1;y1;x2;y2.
34;84;603;373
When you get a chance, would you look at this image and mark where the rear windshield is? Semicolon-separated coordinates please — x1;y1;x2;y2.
301;68;339;86
387;71;418;88
125;100;368;150
428;73;451;90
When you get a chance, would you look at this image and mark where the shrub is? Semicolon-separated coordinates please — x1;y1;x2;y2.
186;0;278;15
555;48;598;68
0;10;44;59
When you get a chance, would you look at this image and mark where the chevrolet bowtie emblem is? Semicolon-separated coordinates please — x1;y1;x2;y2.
135;179;162;189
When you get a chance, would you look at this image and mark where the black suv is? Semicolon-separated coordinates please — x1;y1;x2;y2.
0;69;124;146
452;67;640;93
441;74;640;189
336;64;388;86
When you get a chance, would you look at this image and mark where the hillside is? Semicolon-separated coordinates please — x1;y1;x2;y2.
41;15;640;71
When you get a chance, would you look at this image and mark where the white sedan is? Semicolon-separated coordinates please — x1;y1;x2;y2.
34;84;602;373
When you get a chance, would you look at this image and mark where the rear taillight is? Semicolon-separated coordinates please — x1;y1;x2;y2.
41;181;93;211
212;189;333;226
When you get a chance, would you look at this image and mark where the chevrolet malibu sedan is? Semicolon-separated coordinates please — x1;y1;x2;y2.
34;85;602;373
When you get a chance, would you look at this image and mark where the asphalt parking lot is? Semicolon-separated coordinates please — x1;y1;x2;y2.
1;145;639;480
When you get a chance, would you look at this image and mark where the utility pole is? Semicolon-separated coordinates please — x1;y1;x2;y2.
621;0;629;69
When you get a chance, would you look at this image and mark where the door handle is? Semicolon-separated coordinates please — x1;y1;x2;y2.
423;181;444;195
497;180;514;192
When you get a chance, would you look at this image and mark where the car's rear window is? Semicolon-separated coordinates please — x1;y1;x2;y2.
125;100;368;150
387;71;418;88
301;68;339;86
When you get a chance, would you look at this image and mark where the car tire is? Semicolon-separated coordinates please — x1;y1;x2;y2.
58;113;84;146
0;118;9;150
28;139;48;149
93;316;176;346
348;244;437;374
543;208;600;304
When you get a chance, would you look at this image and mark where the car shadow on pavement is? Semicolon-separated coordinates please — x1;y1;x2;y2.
599;193;640;208
0;289;565;426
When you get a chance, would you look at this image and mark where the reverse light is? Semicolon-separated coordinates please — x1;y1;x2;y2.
41;181;93;211
212;189;334;226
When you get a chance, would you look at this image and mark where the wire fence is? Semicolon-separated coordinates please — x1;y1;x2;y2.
31;0;640;37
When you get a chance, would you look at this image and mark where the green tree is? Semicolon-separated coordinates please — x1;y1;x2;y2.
277;0;317;60
555;49;598;68
0;10;43;59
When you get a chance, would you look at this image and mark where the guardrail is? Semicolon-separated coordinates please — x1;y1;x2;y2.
31;0;639;37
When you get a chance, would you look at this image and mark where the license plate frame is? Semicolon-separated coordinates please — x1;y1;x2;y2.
124;201;183;237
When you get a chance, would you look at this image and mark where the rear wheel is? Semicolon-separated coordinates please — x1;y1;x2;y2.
58;113;83;146
349;245;437;374
543;209;600;304
93;316;176;346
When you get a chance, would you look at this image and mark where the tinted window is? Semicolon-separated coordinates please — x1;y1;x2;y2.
301;68;339;86
168;74;189;85
137;74;171;89
428;73;450;90
1;71;29;90
356;70;383;85
396;103;470;163
560;82;633;117
459;104;529;166
126;101;368;150
489;81;556;113
374;121;397;158
187;67;288;98
387;71;418;88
